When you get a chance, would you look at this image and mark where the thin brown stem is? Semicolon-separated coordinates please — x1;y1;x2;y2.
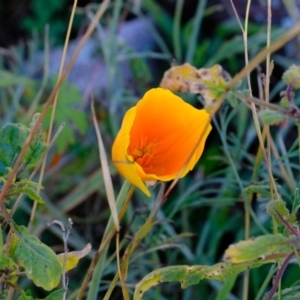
76;185;134;300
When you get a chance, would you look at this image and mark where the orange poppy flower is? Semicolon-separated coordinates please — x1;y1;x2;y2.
112;88;212;196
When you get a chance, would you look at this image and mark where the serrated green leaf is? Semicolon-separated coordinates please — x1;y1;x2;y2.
0;124;29;175
258;109;286;125
224;234;292;263
9;225;62;291
0;124;28;149
66;109;88;134
23;131;47;170
0;122;47;176
54;124;75;154
43;78;88;153
267;200;296;226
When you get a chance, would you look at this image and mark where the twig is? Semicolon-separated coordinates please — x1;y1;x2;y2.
48;218;73;300
265;251;294;300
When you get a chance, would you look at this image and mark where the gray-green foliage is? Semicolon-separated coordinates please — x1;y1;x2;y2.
0;121;47;178
134;234;294;299
9;225;62;291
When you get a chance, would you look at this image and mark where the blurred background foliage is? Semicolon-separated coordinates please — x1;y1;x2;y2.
1;0;300;299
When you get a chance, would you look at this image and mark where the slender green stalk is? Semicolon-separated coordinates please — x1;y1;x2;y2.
254;265;277;300
25;25;49;121
265;0;273;200
243;2;252;298
229;1;252;297
173;0;184;61
102;183;165;299
83;181;132;300
213;117;269;235
185;0;207;63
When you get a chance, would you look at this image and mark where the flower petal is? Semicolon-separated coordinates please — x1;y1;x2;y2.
112;107;150;196
128;88;211;181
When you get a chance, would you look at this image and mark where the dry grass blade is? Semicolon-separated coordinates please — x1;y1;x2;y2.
228;22;300;90
91;98;119;231
29;0;78;230
91;94;124;297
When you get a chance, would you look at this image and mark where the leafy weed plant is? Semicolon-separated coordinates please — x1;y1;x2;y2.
1;1;300;300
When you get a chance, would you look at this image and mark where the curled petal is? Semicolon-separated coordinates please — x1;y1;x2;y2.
112;107;150;196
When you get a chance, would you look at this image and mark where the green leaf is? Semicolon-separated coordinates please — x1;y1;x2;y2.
282;65;300;88
224;234;292;263
0;123;29;175
227;91;238;107
23;131;47;170
9;225;62;291
0;122;47;176
215;274;237;300
8;186;44;204
0;254;18;272
15;288;33;300
134;233;294;300
134;260;269;300
57;243;91;272
267;200;296;227
15;293;33;300
292;187;300;215
43;78;88;153
258;109;286;125
0;70;34;88
40;289;66;300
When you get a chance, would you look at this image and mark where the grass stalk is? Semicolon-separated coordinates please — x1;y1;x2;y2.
173;0;184;61
185;0;207;63
103;183;165;299
28;0;79;231
229;0;252;296
78;181;133;300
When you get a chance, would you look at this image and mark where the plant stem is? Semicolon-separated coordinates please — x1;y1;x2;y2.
77;181;133;300
173;0;184;61
265;252;294;300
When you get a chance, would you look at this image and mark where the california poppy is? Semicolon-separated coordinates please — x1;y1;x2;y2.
112;88;211;196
